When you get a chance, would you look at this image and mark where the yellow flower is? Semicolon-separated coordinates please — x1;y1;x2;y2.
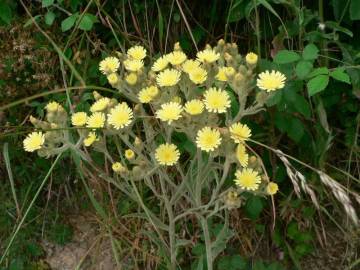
107;102;133;129
234;168;261;191
125;149;135;160
125;73;138;85
124;59;144;72
71;112;87;126
166;51;187;65
84;132;98;147
156;69;181;87
236;144;249;167
203;87;231;113
112;162;126;173
90;97;110;112
86;112;105;129
99;57;120;74
155;143;180;166
189;67;207;84
196;127;222;152
196;49;220;63
184;99;204;115
107;73;119;85
215;67;235;82
147;85;159;96
152;56;169;72
156;102;183;124
46;101;61;112
23;132;45;152
127;45;147;60
138;86;159;103
245;52;258;65
182;59;201;73
266;182;278;195
257;70;286;91
229;123;251;143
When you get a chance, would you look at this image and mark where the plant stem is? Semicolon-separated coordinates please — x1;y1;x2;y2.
200;217;213;270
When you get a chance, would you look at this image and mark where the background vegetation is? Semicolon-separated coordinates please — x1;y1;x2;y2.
0;0;359;269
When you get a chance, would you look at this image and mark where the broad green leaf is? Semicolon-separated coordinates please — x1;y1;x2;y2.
308;67;329;78
307;75;329;96
44;11;55;25
0;0;12;24
295;60;313;79
293;94;311;119
330;68;351;84
42;0;54;7
245;195;263;220
78;13;97;31
266;91;282;106
350;0;360;20
302;44;319;61
287;118;305;142
274;50;301;64
61;13;78;32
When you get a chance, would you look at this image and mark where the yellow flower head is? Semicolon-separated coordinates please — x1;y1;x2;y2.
182;59;201;74
107;102;133;129
234;168;261;191
124;59;144;72
266;182;278;195
257;70;286;91
189;67;207;84
127;45;147;60
196;127;222;152
125;149;135;160
86;112;105;129
71;112;87;126
203;87;231;113
138;86;159;103
197;49;220;63
229;123;251;143
156;102;183;124
152;56;169;72
245;52;258;65
215;67;235;82
23;131;45;152
90;97;110;112
166;51;187;65
46;101;61;112
184;99;204;115
112;162;126;173
84;132;98;147
156;69;181;87
107;73;119;85
236;144;249;167
125;73;138;85
155;143;180;166
99;57;120;74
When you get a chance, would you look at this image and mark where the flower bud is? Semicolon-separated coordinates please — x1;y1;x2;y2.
93;91;102;100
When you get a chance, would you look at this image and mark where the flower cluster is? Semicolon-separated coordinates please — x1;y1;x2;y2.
24;40;284;201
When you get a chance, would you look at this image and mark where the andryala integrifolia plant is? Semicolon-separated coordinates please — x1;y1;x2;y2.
23;40;286;268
